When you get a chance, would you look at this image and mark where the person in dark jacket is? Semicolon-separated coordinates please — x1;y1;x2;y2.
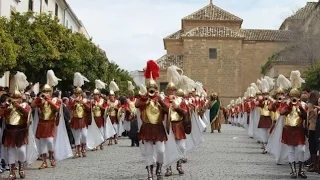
62;97;74;147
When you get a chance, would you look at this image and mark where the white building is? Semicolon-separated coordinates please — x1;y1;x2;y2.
0;0;90;38
0;0;91;87
129;70;145;86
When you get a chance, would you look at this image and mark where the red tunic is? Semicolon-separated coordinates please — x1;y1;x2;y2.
35;97;61;139
2;103;30;148
69;97;91;130
163;97;188;140
257;100;272;129
92;98;107;128
138;96;167;144
280;102;306;146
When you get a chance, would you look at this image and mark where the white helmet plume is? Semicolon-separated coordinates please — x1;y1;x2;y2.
73;72;89;87
256;79;262;91
128;81;135;91
167;65;183;86
261;79;270;93
95;79;106;89
47;70;61;87
250;83;259;93
290;70;305;89
276;74;291;90
109;79;119;92
14;72;29;91
264;76;275;90
138;84;147;95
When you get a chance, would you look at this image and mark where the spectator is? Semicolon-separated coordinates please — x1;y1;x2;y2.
62;97;74;148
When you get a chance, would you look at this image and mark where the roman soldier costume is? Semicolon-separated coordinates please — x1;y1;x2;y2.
163;66;189;177
280;71;307;179
106;80;120;145
257;78;274;154
70;72;91;158
127;81;139;147
33;70;61;169
92;80;107;150
136;60;167;180
0;74;31;180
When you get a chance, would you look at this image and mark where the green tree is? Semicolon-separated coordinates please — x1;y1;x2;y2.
303;61;320;90
0;17;18;76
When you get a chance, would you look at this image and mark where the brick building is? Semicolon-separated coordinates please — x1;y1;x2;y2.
156;1;293;106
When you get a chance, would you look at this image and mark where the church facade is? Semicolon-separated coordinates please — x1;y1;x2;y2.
156;1;292;105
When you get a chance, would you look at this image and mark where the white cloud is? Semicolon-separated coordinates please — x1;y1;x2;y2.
67;0;316;71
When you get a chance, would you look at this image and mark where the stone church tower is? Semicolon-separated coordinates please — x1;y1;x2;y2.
156;1;292;105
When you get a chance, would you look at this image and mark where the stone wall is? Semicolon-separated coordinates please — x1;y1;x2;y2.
265;64;309;78
238;41;287;92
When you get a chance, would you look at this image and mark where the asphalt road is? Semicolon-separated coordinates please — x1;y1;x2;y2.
1;124;319;180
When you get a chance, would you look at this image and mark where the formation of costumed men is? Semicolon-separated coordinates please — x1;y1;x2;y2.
0;60;221;180
136;60;222;180
0;70;134;179
226;70;317;179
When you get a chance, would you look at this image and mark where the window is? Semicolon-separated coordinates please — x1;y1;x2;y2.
70;26;73;32
44;0;48;4
55;3;58;16
160;82;168;92
209;48;217;59
10;6;17;16
28;0;33;11
66;20;69;28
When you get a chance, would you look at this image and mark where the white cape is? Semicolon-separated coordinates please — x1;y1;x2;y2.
202;110;210;126
247;111;254;137
163;120;183;168
186;112;204;152
104;116;116;140
87;113;104;150
123;120;131;132
116;113;125;136
54;106;73;162
252;108;262;141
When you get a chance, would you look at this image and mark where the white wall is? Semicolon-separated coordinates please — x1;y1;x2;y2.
0;0;87;37
129;70;145;86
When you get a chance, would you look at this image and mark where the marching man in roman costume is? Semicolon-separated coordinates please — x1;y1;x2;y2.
163;66;189;177
257;78;274;154
280;70;308;179
127;81;139;147
70;72;91;158
135;60;168;180
266;74;291;165
32;70;62;169
0;72;32;179
91;80;107;150
106;80;120;145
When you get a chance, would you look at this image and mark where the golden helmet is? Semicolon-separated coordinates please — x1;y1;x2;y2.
176;89;185;97
93;89;100;95
11;89;22;98
166;81;176;90
146;79;158;89
289;88;300;98
42;84;51;92
74;87;83;94
275;87;284;94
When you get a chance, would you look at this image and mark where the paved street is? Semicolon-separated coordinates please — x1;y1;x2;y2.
1;124;319;180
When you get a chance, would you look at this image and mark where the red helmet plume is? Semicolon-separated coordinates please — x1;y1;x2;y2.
144;60;159;80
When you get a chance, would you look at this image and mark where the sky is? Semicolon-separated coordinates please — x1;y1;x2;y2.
66;0;315;72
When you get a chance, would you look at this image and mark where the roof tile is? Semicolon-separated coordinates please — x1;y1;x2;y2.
183;4;242;21
239;29;294;41
287;2;316;20
183;26;243;38
164;30;183;40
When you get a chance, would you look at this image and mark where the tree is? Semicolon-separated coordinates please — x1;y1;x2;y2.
0;17;18;76
0;12;134;94
303;61;320;90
